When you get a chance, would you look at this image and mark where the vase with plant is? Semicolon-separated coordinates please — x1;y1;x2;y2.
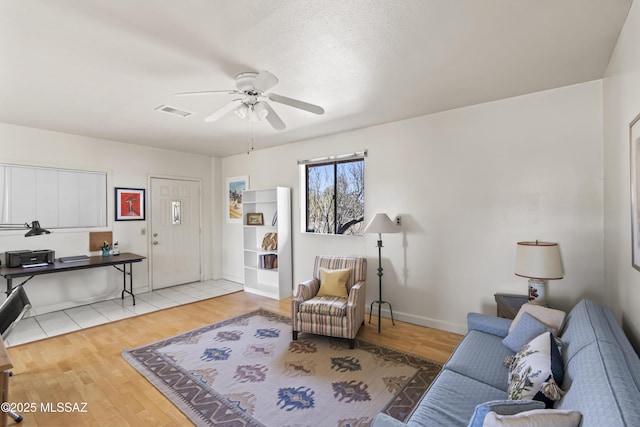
101;241;110;257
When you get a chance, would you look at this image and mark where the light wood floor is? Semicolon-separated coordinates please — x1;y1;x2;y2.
5;291;463;426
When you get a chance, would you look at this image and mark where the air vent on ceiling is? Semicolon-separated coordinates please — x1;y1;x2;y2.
155;105;192;118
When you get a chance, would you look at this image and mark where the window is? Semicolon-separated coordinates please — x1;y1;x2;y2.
301;152;365;235
0;164;108;230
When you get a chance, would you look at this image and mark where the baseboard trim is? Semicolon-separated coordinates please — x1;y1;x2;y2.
367;306;467;335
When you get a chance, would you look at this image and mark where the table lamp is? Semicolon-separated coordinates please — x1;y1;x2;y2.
515;241;563;305
0;220;50;237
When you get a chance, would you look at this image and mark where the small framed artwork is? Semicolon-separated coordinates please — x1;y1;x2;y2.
630;112;640;270
227;176;249;224
115;187;145;221
246;213;264;226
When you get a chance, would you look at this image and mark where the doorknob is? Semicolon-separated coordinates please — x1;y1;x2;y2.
153;241;159;245
153;233;158;237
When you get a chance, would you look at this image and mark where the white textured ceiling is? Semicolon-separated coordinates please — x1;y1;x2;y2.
0;0;632;157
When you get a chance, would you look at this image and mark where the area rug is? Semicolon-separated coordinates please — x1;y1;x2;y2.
122;308;441;427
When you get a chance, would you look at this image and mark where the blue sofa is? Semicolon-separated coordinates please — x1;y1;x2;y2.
373;299;640;426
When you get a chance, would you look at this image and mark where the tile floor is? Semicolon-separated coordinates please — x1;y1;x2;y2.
5;279;244;347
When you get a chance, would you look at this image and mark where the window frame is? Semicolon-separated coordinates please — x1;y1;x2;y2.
300;152;365;235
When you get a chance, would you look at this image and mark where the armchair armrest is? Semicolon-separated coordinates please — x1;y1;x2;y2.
347;281;365;310
467;313;512;337
293;278;320;302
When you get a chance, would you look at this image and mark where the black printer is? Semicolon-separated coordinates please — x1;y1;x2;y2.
5;250;55;268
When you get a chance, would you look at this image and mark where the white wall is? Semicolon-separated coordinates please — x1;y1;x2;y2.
603;1;640;350
222;81;604;334
0;123;215;315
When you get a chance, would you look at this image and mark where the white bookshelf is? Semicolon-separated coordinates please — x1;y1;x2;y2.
242;187;292;299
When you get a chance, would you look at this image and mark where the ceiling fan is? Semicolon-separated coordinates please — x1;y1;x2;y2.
174;70;324;130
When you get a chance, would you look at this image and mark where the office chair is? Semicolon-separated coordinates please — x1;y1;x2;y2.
0;285;30;424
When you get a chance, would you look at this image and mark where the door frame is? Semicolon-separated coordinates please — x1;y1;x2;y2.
148;174;204;290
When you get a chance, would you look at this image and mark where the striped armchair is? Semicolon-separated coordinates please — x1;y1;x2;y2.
292;256;367;349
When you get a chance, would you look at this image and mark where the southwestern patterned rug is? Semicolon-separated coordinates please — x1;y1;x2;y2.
122;309;441;427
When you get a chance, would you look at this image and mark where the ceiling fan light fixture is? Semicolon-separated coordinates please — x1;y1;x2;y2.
234;103;249;119
254;102;269;121
173;70;321;130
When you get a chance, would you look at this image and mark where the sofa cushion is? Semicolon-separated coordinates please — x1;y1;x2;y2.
299;296;347;316
482;409;582;426
509;303;565;334
502;312;553;352
557;339;640;427
561;299;640;384
316;268;350;297
507;331;564;408
407;369;506;427
467;400;544;427
445;330;513;391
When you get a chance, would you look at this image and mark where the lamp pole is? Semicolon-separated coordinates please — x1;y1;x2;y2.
369;234;395;333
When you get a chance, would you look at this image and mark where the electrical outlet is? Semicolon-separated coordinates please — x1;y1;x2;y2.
395;216;401;226
141;228;146;236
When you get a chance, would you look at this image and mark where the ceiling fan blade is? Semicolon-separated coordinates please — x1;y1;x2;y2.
174;90;239;97
204;99;243;122
261;102;286;130
252;70;279;93
268;93;325;114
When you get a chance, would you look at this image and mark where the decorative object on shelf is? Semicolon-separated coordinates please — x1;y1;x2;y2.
272;210;278;226
630;112;640;271
246;213;264;225
364;213;400;333
515;241;563;305
226;176;249;224
0;220;50;237
115;187;145;221
261;232;277;250
259;254;278;269
111;241;120;255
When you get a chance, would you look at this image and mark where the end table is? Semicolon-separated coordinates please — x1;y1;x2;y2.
494;293;528;320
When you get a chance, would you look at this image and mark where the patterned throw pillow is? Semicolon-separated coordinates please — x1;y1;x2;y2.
316;268;351;298
507;331;564;408
502;312;553;352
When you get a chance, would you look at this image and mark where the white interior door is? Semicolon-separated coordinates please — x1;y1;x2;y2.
150;177;201;289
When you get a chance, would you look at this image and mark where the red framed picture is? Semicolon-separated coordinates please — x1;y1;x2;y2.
115;187;145;221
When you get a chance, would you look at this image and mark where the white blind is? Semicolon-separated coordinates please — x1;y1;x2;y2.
297;150;367;166
1;164;107;228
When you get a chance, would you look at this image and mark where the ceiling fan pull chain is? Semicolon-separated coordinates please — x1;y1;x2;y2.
247;107;255;155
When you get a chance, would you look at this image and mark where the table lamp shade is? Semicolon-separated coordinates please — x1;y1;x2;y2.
515;241;563;280
364;213;398;235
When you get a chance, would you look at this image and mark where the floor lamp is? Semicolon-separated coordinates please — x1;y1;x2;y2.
364;213;399;333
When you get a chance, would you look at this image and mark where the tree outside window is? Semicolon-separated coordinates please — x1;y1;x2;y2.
305;158;364;235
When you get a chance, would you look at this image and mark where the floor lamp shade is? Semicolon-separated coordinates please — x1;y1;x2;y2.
363;213;398;236
515;241;563;305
